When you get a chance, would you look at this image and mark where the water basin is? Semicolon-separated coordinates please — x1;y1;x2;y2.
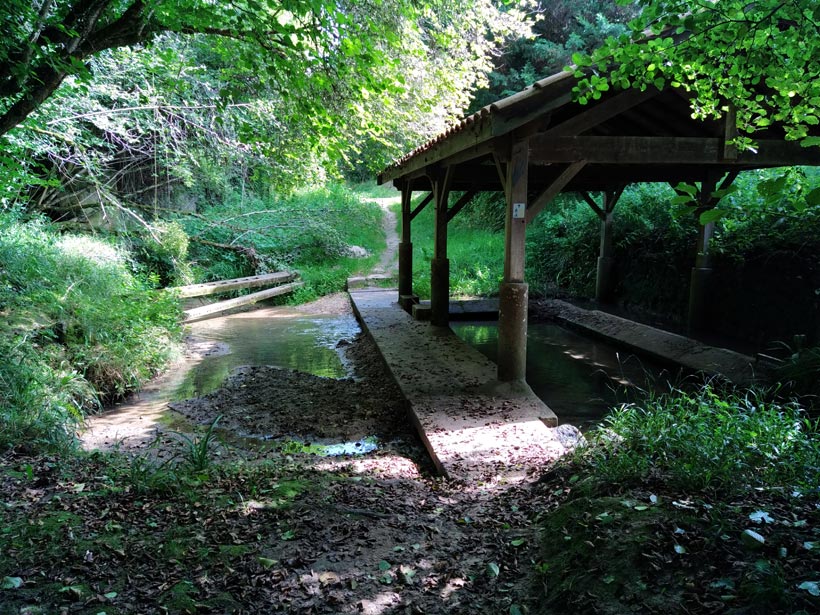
452;321;673;428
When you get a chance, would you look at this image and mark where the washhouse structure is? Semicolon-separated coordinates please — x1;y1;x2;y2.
378;70;820;383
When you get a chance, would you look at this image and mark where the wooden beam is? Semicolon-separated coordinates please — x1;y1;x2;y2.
183;282;304;322
580;192;605;220
543;88;659;137
433;166;454;260
409;192;434;221
526;161;587;223
529;136;820;166
173;271;297;298
447;190;477;223
504;140;529;283
493;153;508;199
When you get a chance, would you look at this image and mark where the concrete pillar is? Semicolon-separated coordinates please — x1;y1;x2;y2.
430;171;451;327
688;220;714;333
497;140;529;382
498;282;529;382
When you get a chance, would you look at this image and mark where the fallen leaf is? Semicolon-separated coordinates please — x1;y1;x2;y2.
1;577;23;590
748;510;774;524
798;581;820;596
487;562;500;578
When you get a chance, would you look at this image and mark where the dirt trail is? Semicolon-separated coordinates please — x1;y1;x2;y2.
365;195;400;276
59;293;561;613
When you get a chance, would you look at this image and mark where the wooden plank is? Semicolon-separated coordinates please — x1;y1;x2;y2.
526;161;587;223
174;271;296;298
529;136;820;166
183;282;304;322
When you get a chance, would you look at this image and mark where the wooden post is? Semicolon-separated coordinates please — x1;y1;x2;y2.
497;140;529;382
398;183;417;311
595;188;624;303
430;169;452;327
687;176;718;334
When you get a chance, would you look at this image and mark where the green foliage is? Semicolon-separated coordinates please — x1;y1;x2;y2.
582;386;820;493
572;0;820;147
183;184;384;302
526;184;693;311
170;416;223;473
774;338;820;399
409;192;505;299
0;211;181;452
469;1;636;111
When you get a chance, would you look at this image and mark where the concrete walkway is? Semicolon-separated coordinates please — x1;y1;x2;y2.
349;288;578;485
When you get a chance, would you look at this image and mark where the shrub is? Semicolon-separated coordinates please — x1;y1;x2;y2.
582;386;820;493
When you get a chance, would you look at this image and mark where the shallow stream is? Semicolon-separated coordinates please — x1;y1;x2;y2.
83;305;672;453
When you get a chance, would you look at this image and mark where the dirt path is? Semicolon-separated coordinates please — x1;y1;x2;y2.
365;196;400;276
9;292;563;614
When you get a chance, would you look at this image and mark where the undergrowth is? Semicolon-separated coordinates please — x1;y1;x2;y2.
0;210;181;453
537;386;820;614
582;386;820;493
409;191;505;299
180;184;384;303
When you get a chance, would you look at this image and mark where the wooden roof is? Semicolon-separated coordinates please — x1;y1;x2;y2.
378;71;820;193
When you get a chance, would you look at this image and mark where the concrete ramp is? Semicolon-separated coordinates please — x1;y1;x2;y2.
349;289;576;484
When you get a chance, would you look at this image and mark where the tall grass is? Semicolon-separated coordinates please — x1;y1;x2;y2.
583;385;820;493
182;184;385;302
0;210;181;452
408;192;505;298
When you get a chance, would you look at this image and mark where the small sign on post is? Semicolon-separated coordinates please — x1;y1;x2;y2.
512;202;526;219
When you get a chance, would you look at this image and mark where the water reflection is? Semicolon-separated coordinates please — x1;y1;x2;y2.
180;312;360;400
82;308;361;451
452;321;672;428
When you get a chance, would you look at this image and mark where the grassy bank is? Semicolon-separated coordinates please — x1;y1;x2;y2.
537;386;820;614
0;211;181;453
180;184;384;303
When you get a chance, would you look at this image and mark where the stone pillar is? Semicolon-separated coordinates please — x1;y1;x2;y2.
497;140;529;382
688;220;714;333
498;282;529;382
430;171;451;327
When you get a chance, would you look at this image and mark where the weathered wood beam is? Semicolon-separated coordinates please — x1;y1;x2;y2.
543;88;658;137
431;166;454;326
526;161;588;223
174;271;297;298
529;136;820;166
580;191;605;220
446;190;477;223
504;141;530;282
183;282;304;322
409;192;434;221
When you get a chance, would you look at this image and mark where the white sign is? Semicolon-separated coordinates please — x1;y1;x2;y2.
512;202;526;219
